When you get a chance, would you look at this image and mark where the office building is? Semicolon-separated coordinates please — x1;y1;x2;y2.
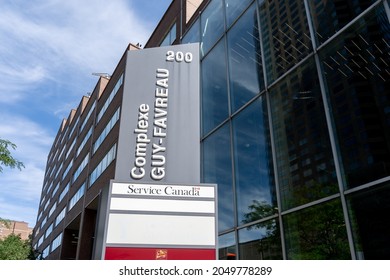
0;220;33;240
33;0;390;259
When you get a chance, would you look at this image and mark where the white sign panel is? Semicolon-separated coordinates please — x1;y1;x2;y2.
111;182;215;199
103;181;217;255
106;214;215;246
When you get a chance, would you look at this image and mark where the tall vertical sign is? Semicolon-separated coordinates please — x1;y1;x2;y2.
102;44;217;259
115;43;200;184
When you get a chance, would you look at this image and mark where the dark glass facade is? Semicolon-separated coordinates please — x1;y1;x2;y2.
183;0;390;259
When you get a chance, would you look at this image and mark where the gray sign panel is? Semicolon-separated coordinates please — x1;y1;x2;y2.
115;43;200;184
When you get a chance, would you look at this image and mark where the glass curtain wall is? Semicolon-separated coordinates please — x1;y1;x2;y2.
183;0;390;260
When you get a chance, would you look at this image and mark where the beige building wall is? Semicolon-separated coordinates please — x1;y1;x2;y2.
0;220;33;240
186;0;203;23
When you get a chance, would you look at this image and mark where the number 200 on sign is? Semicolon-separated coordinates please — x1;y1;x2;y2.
166;51;193;63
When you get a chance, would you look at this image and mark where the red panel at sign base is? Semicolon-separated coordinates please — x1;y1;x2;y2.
105;247;216;260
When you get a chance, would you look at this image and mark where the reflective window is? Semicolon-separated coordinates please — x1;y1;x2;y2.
182;19;200;44
42;245;49;259
89;143;117;187
269;59;339;210
347;183;390;259
238;219;283;260
97;74;123;123
308;0;377;46
72;153;89;183
319;5;390;189
232;97;276;224
38;235;44;247
51;233;63;252
201;40;229;135
227;3;264;112
65;138;76;160
283;199;350;259
218;232;236;260
58;183;69;204
202;124;234;232
48;203;56;218
160;22;177;46
259;0;313;83
45;223;53;239
76;127;92;157
68;117;79;140
62;160;73;181
55;207;66;227
225;0;253;27
52;182;59;198
201;0;224;56
68;182;86;211
79;102;95;133
93;107;120;154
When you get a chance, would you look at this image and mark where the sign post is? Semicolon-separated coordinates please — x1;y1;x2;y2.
115;43;200;185
100;44;217;259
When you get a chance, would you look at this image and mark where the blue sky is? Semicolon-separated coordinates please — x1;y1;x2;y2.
0;0;172;227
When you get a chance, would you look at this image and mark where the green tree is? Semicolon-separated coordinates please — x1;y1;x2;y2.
0;218;11;227
0;138;24;173
0;234;33;260
242;183;350;259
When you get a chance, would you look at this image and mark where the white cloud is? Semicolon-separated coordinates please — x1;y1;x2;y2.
0;0;152;107
0;0;172;228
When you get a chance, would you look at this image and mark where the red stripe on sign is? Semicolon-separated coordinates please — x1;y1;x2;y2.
105;247;216;260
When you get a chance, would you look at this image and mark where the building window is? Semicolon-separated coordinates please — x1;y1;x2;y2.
45;223;53;239
232;97;277;225
72;154;89;183
55;207;66;227
76;127;92;157
40;216;47;230
37;235;44;247
283;198;350;259
238;219;283;260
269;58;338;211
89;144;117;187
43;199;50;211
225;0;253;28
227;3;264;113
182;18;200;44
79;102;95;133
200;0;225;56
51;233;63;253
68;182;86;212
48;203;56;218
62;160;73;181
307;0;376;46
42;245;49;259
160;22;177;46
65;138;76;160
54;163;62;181
93;107;120;154
218;232;236;260
51;182;59;198
68;117;79;139
96;74;123;123
318;4;390;189
58;183;69;204
202;124;234;232
347;182;390;259
201;39;229;135
259;0;313;83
